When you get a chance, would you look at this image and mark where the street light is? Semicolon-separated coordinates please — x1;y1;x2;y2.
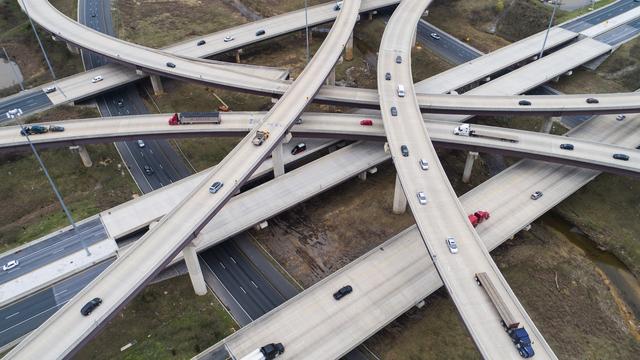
538;1;559;61
6;108;91;256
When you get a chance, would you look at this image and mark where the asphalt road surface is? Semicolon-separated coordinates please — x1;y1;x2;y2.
0;91;51;123
562;0;640;32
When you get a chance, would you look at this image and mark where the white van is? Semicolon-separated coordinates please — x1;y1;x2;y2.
397;84;405;97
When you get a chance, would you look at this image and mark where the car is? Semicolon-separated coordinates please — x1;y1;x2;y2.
209;181;224;194
586;98;599;104
401;145;409;157
395;55;402;64
518;99;531;106
197;39;206;46
143;165;154;175
91;75;103;83
360;119;373;126
117;99;124;107
166;62;176;68
333;1;343;10
137;139;145;148
419;158;429;170
80;297;102;316
291;142;306;155
445;236;458;254
2;260;19;271
613;153;630;161
390;107;398;116
397;84;405;97
223;35;234;42
49;125;65;132
333;285;352;300
559;143;574;150
417;191;428;205
430;33;441;40
530;191;543;200
295;117;303;124
44;86;56;94
255;29;266;36
616;114;626;121
91;12;96;18
385;72;391;81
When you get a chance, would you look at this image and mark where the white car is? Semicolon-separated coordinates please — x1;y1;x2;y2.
417;191;428;205
446;237;458;254
44;86;56;94
137;139;145;148
419;158;429;170
91;75;103;83
223;36;234;42
616;114;626;121
430;33;441;40
2;260;19;271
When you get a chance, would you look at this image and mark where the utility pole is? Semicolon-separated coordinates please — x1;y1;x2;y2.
20;0;57;80
538;1;558;60
304;0;310;64
6;109;91;256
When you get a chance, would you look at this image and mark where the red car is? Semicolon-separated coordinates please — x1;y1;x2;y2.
360;119;373;126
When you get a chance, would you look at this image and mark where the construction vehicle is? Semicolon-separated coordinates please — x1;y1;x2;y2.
453;124;518;143
205;87;230;112
168;112;221;125
252;130;270;146
474;272;535;358
20;124;65;136
240;343;284;360
468;210;490;227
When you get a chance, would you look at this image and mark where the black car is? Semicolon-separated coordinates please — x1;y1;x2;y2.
385;72;391;81
395;55;402;64
559;143;574;151
291;143;306;155
518;100;531;106
81;297;103;316
401;145;409;157
256;29;266;36
197;39;206;46
613;153;630;161
586;98;599;104
390;107;398;116
166;62;176;68
144;165;154;175
333;285;353;300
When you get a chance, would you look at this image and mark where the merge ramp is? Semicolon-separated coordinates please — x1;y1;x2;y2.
5;1;362;357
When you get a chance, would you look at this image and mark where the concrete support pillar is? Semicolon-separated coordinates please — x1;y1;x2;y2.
66;43;79;54
392;174;407;214
358;171;367;181
182;242;207;296
235;49;242;63
411;28;417;48
77;145;92;167
150;75;164;95
345;32;354;61
462;151;479;183
540;117;554;133
272;142;285;178
368;11;374;20
326;67;336;86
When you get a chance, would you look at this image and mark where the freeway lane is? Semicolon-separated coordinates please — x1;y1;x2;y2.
378;0;554;357
5;1;362;357
0;91;51;123
562;0;640;32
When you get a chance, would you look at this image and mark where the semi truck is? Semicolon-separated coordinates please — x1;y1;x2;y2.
239;343;285;360
474;272;535;358
168;112;221;125
468;210;490;227
20;124;65;136
252;130;270;146
453;124;519;143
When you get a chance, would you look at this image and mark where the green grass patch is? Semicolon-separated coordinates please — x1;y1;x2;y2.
76;275;238;359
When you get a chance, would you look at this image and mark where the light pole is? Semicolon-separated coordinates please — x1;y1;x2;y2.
304;0;310;64
2;47;24;91
538;1;558;61
19;0;57;80
6;109;91;256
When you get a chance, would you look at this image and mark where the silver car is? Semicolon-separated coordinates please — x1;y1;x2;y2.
417;191;427;205
419;159;429;170
530;191;543;200
446;237;458;254
209;181;224;194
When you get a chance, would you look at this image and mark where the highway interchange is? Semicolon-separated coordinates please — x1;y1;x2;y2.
3;2;633;357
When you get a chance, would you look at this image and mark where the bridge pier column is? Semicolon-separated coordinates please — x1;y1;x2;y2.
182;242;207;296
392;174;407;214
326;67;336;86
66;43;79;55
77;145;93;167
540;117;554;133
272;142;285;178
358;171;367;181
150;75;164;95
345;32;354;61
462;151;479;183
235;49;243;63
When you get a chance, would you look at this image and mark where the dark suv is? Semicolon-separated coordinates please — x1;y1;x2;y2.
333;285;353;300
401;145;409;157
559;143;574;151
81;297;103;316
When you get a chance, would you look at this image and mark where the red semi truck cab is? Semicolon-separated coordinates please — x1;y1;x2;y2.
468;210;490;227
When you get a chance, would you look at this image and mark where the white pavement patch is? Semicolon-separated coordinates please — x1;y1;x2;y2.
0;239;117;306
